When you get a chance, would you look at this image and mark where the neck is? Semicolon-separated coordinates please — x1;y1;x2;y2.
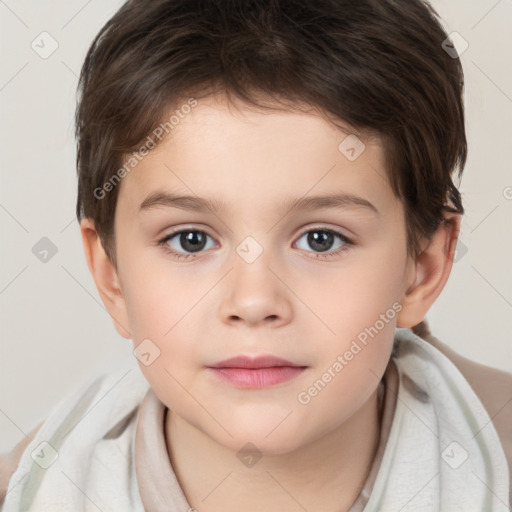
165;384;384;512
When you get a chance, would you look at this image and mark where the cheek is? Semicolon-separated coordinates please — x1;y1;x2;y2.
120;249;192;339
312;249;406;339
303;241;404;394
120;250;209;351
296;292;397;437
122;269;203;413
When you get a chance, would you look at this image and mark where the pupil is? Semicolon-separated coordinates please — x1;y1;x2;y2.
308;231;333;252
181;231;206;252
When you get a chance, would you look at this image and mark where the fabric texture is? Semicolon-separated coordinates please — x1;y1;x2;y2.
1;326;510;511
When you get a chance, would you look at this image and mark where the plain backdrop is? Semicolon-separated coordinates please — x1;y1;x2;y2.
1;0;511;453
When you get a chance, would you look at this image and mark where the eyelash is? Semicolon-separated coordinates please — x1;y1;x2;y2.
157;226;355;261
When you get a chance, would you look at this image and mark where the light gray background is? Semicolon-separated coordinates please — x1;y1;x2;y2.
1;0;511;453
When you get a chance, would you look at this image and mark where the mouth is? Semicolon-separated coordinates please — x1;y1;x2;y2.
207;355;308;389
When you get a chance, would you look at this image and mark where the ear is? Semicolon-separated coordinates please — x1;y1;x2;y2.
396;212;461;328
80;218;131;339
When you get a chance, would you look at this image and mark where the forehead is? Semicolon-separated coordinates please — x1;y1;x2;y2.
118;94;396;217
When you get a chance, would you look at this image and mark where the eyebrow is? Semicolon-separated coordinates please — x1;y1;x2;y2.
139;190;379;216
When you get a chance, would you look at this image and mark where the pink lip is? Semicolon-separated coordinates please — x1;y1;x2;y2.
211;355;301;369
207;356;307;389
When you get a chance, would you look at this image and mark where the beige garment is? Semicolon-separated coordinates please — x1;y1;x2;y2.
1;319;511;509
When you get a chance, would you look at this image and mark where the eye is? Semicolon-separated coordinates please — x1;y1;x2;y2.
294;227;354;259
157;229;216;260
157;226;354;261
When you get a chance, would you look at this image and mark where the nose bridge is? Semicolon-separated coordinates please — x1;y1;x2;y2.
218;234;292;326
231;233;279;299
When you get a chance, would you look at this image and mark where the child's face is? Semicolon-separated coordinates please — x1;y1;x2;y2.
110;94;415;453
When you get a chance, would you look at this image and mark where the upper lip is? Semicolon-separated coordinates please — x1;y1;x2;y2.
209;356;305;369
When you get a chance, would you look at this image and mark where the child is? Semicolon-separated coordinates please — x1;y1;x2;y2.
1;0;511;510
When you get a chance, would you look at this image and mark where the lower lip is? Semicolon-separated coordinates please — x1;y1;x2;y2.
208;366;306;388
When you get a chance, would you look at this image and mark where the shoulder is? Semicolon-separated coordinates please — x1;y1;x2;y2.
412;320;512;478
0;420;44;506
0;369;149;508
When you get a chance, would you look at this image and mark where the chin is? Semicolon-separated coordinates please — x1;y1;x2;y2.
206;418;310;456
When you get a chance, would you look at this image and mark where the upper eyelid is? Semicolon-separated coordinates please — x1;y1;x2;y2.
297;225;351;238
163;224;350;236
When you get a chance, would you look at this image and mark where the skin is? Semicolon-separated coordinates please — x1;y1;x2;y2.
81;92;461;512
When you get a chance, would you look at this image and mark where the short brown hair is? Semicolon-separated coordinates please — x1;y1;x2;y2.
75;0;466;269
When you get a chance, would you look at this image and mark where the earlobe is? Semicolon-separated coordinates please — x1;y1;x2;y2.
80;218;132;339
396;213;461;328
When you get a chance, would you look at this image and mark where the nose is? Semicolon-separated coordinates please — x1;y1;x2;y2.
218;250;293;328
